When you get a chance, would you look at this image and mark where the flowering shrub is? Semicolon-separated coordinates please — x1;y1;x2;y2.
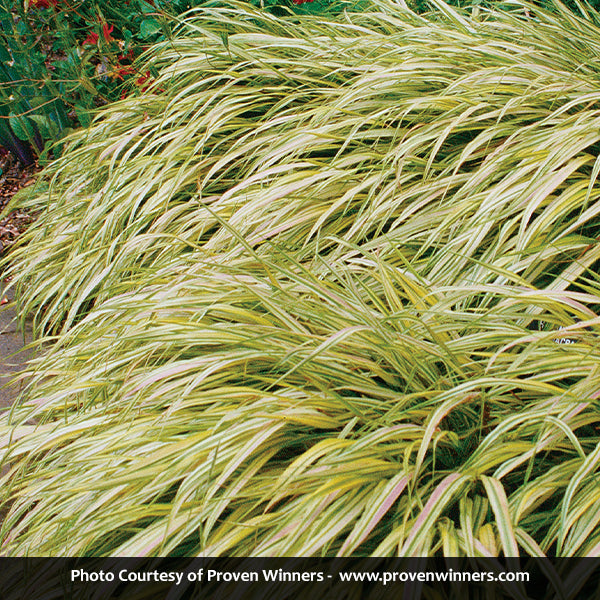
0;0;170;162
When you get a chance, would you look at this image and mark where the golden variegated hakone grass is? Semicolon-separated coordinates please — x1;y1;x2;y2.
2;0;600;556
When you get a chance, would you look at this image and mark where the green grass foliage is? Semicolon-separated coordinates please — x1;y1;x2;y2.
3;0;600;557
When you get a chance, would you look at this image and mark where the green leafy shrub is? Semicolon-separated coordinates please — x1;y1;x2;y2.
0;0;182;163
3;0;600;557
0;0;71;163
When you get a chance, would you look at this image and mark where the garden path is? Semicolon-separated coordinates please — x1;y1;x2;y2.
0;282;32;411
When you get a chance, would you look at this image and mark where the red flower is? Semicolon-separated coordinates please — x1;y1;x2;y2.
31;0;59;7
135;71;164;93
136;71;151;88
112;65;135;81
102;23;114;42
83;31;99;46
82;23;114;47
112;67;135;81
118;49;136;62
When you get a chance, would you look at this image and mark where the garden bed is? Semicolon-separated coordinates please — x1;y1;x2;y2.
0;152;39;257
2;0;600;560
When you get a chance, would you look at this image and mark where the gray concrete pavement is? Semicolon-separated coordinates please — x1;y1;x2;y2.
0;282;34;513
0;281;32;411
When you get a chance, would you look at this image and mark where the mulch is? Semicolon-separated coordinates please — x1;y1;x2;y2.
0;149;40;257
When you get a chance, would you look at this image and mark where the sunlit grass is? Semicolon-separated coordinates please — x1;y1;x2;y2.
2;0;600;557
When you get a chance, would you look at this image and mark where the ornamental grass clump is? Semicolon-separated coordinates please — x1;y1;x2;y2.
2;0;600;557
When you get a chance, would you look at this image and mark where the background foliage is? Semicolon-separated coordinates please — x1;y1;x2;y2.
3;0;600;163
0;0;186;164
